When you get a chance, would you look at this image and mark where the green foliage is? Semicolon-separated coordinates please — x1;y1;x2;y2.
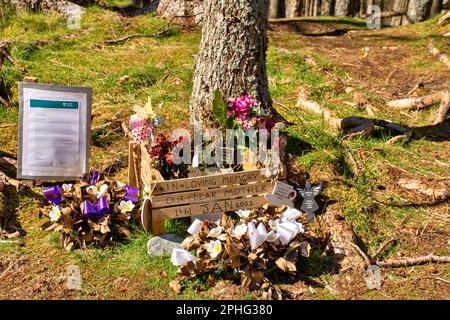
212;89;228;127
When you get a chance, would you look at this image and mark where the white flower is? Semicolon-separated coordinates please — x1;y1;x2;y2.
296;222;305;234
61;183;72;192
266;230;279;243
208;226;223;238
116;181;126;189
236;209;251;220
248;222;268;251
118;200;135;213
49;206;61;222
171;248;196;266
268;219;280;231
231;224;248;238
95;184;109;198
283;206;301;220
207;240;222;258
86;185;98;195
187;219;202;236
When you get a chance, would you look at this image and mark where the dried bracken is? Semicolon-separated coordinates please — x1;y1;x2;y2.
39;171;141;251
171;205;313;299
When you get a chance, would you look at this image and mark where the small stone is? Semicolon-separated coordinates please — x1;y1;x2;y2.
147;234;184;256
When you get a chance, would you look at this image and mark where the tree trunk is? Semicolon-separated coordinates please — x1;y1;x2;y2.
269;0;279;18
285;0;301;18
321;0;333;15
189;0;272;126
430;0;442;16
335;0;351;16
407;0;433;23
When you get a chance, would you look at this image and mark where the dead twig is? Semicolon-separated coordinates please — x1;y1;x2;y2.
106;18;174;45
377;254;450;268
344;240;371;267
91;111;122;133
371;237;400;261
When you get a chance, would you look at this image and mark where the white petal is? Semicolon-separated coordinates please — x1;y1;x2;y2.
170;248;196;266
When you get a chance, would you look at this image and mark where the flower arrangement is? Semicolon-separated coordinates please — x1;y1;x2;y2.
129;97;164;145
212;90;275;132
39;171;140;251
170;205;311;298
146;133;190;180
227;95;275;132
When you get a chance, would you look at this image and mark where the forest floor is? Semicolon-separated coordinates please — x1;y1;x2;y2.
0;6;449;300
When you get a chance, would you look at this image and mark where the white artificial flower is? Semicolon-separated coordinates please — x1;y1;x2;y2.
95;184;109;198
86;185;98;195
283;206;302;220
118;200;135;213
296;222;305;234
248;222;268;251
231;224;248;238
49;206;61;222
268;219;280;231
236;209;251;220
61;183;72;192
116;181;126;189
266;230;279;243
208;226;223;238
171;248;196;266
207;240;222;258
187;219;202;236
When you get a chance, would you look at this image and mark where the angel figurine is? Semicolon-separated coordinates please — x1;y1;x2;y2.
296;182;323;224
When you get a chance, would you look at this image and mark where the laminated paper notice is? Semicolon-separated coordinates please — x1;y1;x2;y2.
18;83;92;179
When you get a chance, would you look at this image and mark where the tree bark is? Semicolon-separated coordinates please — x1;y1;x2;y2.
285;0;301;18
269;0;279;18
189;0;272;126
407;0;433;23
335;0;351;16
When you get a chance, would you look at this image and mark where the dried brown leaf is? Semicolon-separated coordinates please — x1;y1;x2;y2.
169;280;182;295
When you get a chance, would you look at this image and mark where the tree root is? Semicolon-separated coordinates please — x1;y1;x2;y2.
377;254;450;268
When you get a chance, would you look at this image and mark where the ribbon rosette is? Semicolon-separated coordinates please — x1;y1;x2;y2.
43;186;62;205
89;170;100;185
123;185;139;203
83;197;109;220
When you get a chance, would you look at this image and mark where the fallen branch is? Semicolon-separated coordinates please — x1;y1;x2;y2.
433;91;450;124
387;91;443;110
397;177;449;201
371;237;400;261
428;41;450;70
377;254;450;268
296;97;409;136
91;111;122;133
106;20;174;45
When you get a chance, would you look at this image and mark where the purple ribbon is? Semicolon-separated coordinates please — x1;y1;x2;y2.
123;186;139;203
83;197;109;219
43;186;62;205
89;170;100;185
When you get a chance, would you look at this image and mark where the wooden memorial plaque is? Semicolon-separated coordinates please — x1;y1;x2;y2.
130;142;285;235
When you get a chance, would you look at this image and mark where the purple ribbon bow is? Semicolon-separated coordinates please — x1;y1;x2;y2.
123;186;139;203
43;186;62;205
83;197;109;219
89;170;100;185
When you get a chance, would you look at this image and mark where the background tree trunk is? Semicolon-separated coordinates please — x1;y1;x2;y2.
269;0;279;18
285;0;301;18
189;0;272;126
407;0;433;23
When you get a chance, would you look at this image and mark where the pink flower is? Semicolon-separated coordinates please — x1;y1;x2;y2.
229;95;257;117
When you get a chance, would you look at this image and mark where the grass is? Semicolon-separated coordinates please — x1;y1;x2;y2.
0;8;449;299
